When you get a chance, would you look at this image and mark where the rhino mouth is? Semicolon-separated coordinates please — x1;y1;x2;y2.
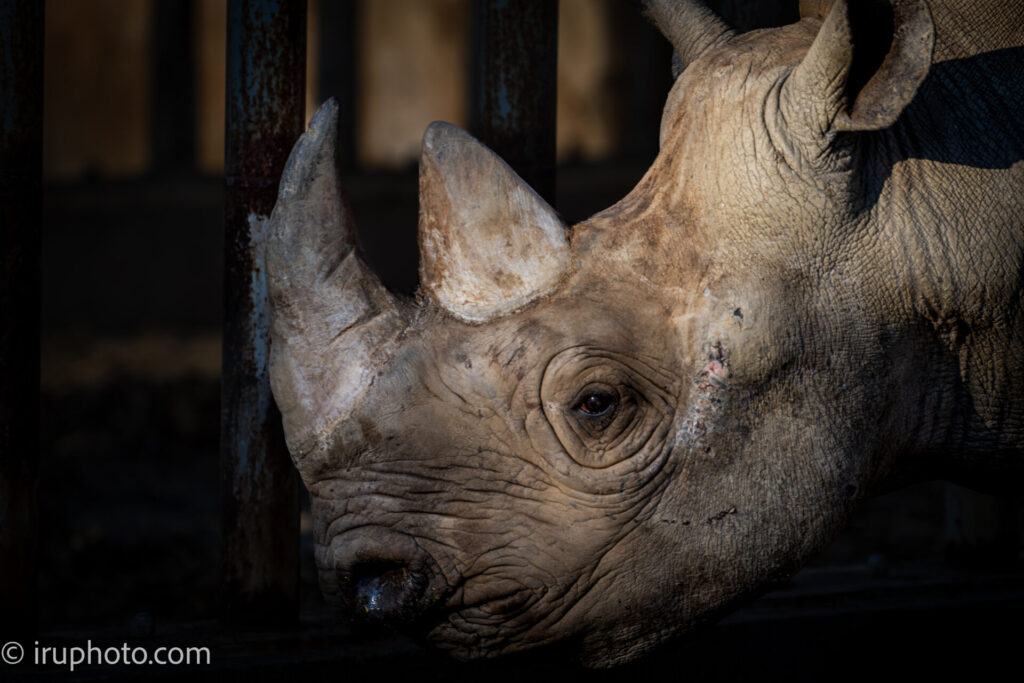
441;580;542;624
451;588;537;618
318;528;552;655
426;583;551;657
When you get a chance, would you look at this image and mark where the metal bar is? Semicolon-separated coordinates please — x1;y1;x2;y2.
152;0;197;174
471;0;558;204
0;0;43;639
223;0;306;626
613;1;673;162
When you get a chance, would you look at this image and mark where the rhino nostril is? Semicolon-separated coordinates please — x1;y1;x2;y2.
344;561;428;625
355;562;408;610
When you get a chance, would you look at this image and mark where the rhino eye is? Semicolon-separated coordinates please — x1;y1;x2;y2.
574;389;617;419
542;348;675;474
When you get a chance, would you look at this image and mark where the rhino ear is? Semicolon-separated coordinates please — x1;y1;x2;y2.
783;0;934;133
635;0;735;71
417;122;570;322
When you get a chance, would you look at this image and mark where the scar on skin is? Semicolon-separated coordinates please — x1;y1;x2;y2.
707;507;737;524
705;360;729;388
704;340;729;388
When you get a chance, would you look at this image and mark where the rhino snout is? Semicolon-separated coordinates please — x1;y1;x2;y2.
324;527;449;629
342;561;429;625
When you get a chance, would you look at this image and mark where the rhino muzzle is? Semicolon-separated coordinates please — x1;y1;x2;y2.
324;527;449;629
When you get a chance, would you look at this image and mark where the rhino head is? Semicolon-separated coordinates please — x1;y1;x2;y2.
267;0;944;666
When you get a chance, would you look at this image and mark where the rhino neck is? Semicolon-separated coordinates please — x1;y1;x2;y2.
859;11;1024;489
928;0;1024;62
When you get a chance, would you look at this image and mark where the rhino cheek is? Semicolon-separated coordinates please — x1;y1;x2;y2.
555;307;875;666
562;441;853;668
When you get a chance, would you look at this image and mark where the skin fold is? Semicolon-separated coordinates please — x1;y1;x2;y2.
266;0;1023;667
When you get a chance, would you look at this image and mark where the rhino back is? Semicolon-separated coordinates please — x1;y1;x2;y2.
862;0;1024;486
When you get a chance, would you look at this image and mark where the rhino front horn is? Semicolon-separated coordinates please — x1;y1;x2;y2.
418;122;571;323
266;99;406;462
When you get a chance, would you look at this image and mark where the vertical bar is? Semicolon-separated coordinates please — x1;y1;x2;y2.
152;0;197;174
471;0;558;204
0;0;43;639
611;0;673;162
223;0;306;625
316;0;356;170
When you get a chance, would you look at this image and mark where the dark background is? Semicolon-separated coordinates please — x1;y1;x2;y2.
16;0;1024;680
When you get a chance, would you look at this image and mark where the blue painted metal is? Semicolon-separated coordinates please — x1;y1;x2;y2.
223;0;306;625
0;0;42;639
471;0;559;204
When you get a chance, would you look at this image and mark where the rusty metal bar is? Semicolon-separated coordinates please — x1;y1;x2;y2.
223;0;306;626
471;0;558;204
0;0;43;639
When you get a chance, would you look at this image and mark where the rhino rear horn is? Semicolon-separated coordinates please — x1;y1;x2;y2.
418;122;570;323
783;0;934;133
266;99;405;460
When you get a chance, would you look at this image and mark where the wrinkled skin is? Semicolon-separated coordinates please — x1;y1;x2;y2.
267;0;1024;667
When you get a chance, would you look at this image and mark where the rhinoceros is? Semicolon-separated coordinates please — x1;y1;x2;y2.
264;0;1023;666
